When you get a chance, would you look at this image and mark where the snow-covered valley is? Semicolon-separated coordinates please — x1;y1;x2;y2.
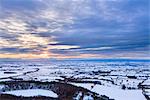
0;59;149;100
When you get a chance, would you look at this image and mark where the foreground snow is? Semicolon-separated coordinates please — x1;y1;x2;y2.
71;83;146;100
2;89;58;98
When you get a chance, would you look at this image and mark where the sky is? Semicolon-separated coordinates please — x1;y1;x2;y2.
0;0;149;59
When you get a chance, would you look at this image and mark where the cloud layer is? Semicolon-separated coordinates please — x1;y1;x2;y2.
0;0;149;59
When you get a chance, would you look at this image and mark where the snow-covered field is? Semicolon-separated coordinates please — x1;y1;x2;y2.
2;89;58;98
0;59;149;100
71;83;145;100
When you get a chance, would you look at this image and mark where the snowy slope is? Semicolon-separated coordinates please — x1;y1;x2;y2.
2;89;58;98
71;83;146;100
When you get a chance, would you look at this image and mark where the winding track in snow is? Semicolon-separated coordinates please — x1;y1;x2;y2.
0;68;39;80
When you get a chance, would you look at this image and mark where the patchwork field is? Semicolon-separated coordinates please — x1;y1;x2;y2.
0;59;149;100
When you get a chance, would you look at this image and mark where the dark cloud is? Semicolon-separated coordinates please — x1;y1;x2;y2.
0;47;44;53
0;0;44;12
0;47;30;53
